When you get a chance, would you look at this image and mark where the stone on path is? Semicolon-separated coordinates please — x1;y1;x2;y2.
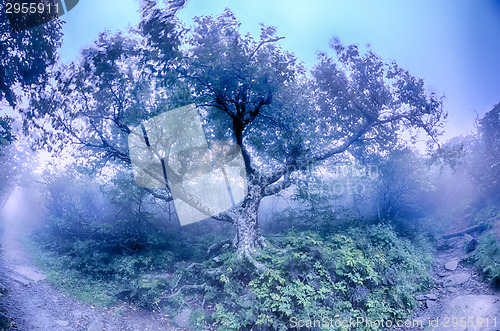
174;308;193;328
444;259;459;271
13;265;46;282
464;234;479;252
55;319;69;327
87;320;105;331
416;293;438;301
8;273;30;286
443;272;469;286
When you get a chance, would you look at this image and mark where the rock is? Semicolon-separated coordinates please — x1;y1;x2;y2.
443;272;470;286
416;293;438;301
0;283;7;294
13;265;46;282
444;259;459;271
8;273;30;286
87;320;105;331
464;234;478;253
426;293;438;300
173;308;192;328
426;299;437;309
55;320;69;327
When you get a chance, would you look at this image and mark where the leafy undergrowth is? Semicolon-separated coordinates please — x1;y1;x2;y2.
181;225;434;330
26;230;221;309
28;223;433;330
466;233;500;287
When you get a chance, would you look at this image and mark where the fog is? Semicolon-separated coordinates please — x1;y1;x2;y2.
0;1;499;330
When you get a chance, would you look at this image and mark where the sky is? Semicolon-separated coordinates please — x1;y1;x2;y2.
57;0;500;142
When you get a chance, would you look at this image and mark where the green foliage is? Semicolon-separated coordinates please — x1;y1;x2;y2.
155;225;432;330
31;167;218;309
243;226;433;330
0;116;14;147
433;104;500;205
466;233;500;287
472;205;499;228
0;1;62;108
476;103;500;198
25;239;117;307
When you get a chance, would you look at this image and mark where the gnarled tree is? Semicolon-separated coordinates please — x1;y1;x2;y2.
22;5;445;267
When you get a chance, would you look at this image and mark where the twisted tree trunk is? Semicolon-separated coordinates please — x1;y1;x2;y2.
228;186;268;270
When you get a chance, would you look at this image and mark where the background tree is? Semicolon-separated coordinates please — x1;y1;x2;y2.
0;119;16;209
474;103;500;199
21;5;446;267
434;103;500;204
0;1;62;108
0;0;62;208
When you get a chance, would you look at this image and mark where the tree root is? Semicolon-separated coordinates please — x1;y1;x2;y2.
206;239;232;256
160;283;207;300
243;250;268;272
159;236;271;314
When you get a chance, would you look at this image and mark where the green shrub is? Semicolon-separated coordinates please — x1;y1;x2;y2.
467;233;500;287
244;226;433;330
157;225;433;330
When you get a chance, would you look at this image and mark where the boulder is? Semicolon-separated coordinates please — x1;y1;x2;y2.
425;293;438;300
464;234;478;253
444;259;458;271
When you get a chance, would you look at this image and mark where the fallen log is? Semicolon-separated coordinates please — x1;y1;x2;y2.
442;224;486;239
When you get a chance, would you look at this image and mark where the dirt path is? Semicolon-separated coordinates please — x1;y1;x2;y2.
404;235;500;331
0;189;179;331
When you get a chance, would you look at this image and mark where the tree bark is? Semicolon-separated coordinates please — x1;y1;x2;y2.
233;198;264;256
227;186;267;270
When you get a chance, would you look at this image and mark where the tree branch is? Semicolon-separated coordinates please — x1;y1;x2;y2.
249;37;285;59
